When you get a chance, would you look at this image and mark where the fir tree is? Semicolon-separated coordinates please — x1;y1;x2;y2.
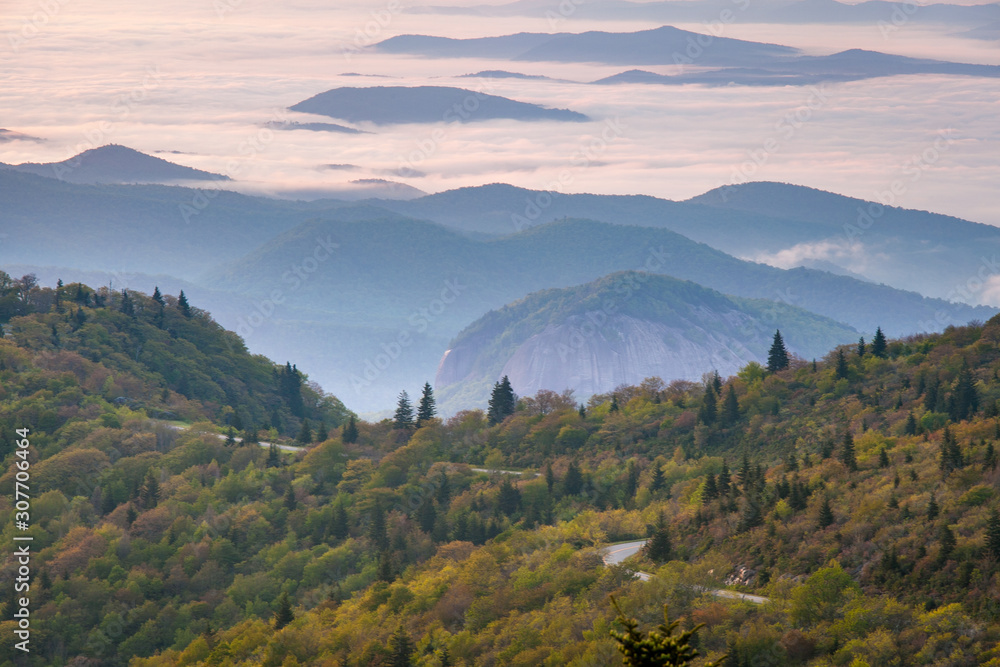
389;625;414;667
650;464;666;492
273;592;294;629
139;469;159;509
835;349;850;380
904;412;918;436
418;499;437;533
266;443;281;468
870;326;887;358
926;492;939;520
857;336;866;357
545;463;555;494
394;391;415;430
342;415;358;444
578;403;586;419
767;330;790;372
722;385;740;425
297;419;313;444
717;461;730;494
279;362;305;418
436;470;451;506
878;446;890;468
840;432;858;471
487;376;516;425
625;461;639;501
609;394;620;413
284;485;297;511
936;525;955;565
737;496;763;532
315;422;329;442
986;441;997;470
177;290;192;317
119;289;134;316
609;598;722;667
225;426;236;447
951;360;978;422
986;508;1000;560
152;286;164;306
702;474;718;502
497;477;521;516
332;501;349;540
711;370;722;395
416;382;436;426
818;497;834;528
698;385;717;425
939;426;963;473
645;517;673;563
369;501;388;550
564;461;583;496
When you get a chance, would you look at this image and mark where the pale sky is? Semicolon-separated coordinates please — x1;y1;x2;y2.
3;0;999;223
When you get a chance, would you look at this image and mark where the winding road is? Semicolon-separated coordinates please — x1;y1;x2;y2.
601;539;769;604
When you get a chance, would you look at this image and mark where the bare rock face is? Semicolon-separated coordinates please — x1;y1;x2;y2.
437;311;766;399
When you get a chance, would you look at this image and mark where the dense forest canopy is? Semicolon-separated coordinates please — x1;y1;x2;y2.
1;274;999;665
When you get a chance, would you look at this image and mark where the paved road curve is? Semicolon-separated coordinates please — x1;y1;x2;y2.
600;539;769;604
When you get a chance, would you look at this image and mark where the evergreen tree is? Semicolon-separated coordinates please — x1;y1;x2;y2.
152;286;164;306
835;349;850;380
315;422;329;442
487;376;516;425
119;289;134;316
936;525;955;565
564;461;583;496
986;508;1000;560
439;645;452;667
650;464;665;493
342;415;358;444
722;385;740;425
904;412;918;436
418;499;437;533
578;403;586;419
394;391;415;430
939;426;963;473
389;625;414;667
266;443;281;468
857;336;866;357
609;598;722;667
273;592;294;629
717;461;731;494
177;290;192;317
497;477;521;516
225;426;236;447
927;492;939;520
645;518;673;563
818;497;834;528
737;496;763;532
767;330;790;372
625;461;639;501
297;419;313;444
711;371;722;395
840;432;858;471
427;471;448;509
986;441;997;470
416;382;436;425
702;474;718;502
951;360;978;422
545;463;555;494
332;501;349;540
279;362;305;418
878;446;890;468
139;469;159;508
369;501;388;550
284;485;297;511
125;503;138;525
609;394;620;413
870;326;888;358
698;386;717;425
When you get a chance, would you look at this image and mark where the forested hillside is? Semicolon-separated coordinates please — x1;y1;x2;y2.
2;274;1000;665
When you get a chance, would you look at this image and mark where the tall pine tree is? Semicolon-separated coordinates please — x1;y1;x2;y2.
487;376;516;425
870;326;887;358
393;391;415;430
416;382;436;425
767;330;790;372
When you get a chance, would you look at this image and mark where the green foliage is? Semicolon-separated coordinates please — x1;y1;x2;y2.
610;597;723;667
766;330;790;372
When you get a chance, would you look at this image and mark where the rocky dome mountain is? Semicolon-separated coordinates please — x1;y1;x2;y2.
435;271;857;409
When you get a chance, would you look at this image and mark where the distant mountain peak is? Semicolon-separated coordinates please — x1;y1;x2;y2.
5;144;229;185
